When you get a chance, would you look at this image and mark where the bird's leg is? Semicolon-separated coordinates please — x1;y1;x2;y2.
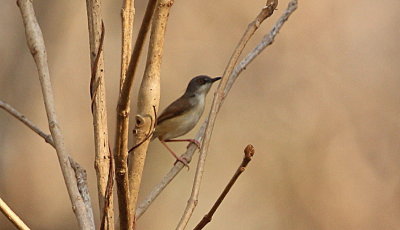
164;139;201;149
160;141;189;169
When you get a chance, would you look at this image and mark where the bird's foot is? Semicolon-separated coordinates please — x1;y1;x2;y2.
186;139;201;149
174;156;190;170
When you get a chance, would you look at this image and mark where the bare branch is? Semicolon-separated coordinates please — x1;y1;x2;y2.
120;0;135;89
193;145;255;230
0;100;54;147
16;0;94;229
136;123;206;218
137;0;297;221
0;101;92;216
114;0;158;228
0;102;95;228
176;1;277;229
225;0;298;97
123;0;158;97
85;0;114;228
0;197;30;230
100;145;115;230
128;0;174;228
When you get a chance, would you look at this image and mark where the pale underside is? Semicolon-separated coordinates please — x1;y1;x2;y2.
153;95;205;141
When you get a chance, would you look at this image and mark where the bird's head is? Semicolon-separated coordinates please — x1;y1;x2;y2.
184;75;221;97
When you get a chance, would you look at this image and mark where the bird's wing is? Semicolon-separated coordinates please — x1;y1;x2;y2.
157;96;193;125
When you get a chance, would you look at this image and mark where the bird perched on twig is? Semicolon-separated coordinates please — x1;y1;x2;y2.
152;75;221;167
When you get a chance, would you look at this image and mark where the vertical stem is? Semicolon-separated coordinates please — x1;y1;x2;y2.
114;0;135;229
85;0;114;229
128;0;174;228
120;0;135;89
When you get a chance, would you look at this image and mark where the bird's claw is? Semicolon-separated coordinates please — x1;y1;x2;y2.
174;156;190;170
187;139;201;149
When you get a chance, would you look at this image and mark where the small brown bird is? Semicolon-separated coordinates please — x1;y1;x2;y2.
152;75;221;165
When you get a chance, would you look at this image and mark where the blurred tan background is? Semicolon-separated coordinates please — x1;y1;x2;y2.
1;0;400;229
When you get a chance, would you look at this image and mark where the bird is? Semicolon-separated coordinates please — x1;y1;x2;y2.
152;75;221;166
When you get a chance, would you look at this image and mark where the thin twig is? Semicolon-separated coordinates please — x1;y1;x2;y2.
114;0;157;228
176;1;277;229
225;0;298;98
85;0;114;227
0;100;54;147
16;1;94;229
193;145;255;230
128;0;174;228
0;101;95;226
0;197;30;230
137;0;297;220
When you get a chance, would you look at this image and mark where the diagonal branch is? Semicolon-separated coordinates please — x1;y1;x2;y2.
193;145;255;230
0;100;94;226
176;1;278;229
136;0;297;221
224;0;298;98
136;123;206;218
0;100;54;147
0;197;30;230
16;1;94;229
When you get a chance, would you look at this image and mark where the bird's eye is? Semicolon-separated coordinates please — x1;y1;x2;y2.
198;79;205;84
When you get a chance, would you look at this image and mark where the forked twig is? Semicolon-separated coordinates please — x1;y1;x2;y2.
0;100;54;147
16;1;94;228
176;1;278;229
224;0;298;98
136;0;298;221
0;101;95;228
193;145;255;230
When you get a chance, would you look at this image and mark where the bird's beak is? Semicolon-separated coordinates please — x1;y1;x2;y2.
211;77;222;83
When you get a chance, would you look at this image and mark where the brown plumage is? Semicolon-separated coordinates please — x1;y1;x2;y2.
152;75;221;166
